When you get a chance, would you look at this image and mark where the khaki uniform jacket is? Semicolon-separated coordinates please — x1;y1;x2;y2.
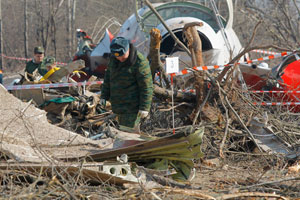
25;59;48;76
101;45;153;114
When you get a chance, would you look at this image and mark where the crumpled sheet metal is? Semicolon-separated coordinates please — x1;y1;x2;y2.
70;126;204;181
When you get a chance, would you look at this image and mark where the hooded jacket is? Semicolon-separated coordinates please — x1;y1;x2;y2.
101;44;153;114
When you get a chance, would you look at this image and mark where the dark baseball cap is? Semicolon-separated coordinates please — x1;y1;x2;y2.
110;37;129;57
34;46;44;54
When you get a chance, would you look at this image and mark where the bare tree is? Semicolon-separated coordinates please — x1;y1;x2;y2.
24;0;28;58
71;0;76;53
49;0;56;57
66;0;72;59
241;0;300;49
0;0;2;70
35;0;49;51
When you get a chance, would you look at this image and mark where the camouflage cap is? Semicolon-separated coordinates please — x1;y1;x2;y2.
44;56;56;67
34;46;44;54
110;37;129;57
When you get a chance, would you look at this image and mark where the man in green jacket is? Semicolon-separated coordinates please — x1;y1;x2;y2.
101;37;153;132
25;46;48;79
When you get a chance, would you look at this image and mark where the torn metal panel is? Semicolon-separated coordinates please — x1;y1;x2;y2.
83;126;204;162
65;126;204;181
249;118;300;159
0;162;137;185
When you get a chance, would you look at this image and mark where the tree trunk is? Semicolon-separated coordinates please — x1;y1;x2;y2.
66;0;72;59
183;22;204;99
49;1;56;57
0;0;3;71
35;0;48;51
149;28;162;78
24;0;28;58
71;0;77;53
183;22;206;124
149;28;170;88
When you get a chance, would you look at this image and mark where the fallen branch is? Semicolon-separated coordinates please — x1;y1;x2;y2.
192;85;213;125
217;20;293;82
217;21;262;82
217;192;289;200
224;94;263;152
154;84;195;102
239;176;300;190
218;85;230;159
50;175;79;200
159;102;193;112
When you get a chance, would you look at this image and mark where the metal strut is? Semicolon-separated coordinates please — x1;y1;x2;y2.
209;0;232;52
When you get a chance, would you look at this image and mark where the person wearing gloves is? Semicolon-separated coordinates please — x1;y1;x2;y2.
100;36;153;132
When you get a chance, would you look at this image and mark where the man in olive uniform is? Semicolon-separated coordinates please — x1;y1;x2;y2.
100;37;153;132
25;46;48;78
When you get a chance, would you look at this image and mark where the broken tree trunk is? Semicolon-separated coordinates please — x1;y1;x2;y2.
183;22;207;124
149;28;170;88
149;28;162;79
183;22;204;67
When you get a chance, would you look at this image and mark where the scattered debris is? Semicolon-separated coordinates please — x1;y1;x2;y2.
1;1;300;199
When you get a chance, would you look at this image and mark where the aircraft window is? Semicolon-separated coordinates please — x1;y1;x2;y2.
160;29;213;55
142;2;225;33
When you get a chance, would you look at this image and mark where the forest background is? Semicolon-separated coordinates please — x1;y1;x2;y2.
0;0;299;73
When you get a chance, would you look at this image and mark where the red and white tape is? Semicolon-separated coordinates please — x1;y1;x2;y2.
180;89;196;93
168;51;291;77
244;51;289;64
251;49;281;55
4;81;102;90
250;90;300;94
0;50;294;79
253;102;300;106
1;54;68;65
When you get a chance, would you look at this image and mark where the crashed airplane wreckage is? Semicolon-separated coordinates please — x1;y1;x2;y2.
81;0;245;77
1;0;236;186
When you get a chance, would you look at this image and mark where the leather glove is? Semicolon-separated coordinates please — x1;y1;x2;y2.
100;99;106;108
138;110;149;119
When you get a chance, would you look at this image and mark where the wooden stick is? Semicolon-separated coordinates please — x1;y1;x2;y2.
218;83;230;159
218;192;289;200
154;84;195;102
239;177;300;190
